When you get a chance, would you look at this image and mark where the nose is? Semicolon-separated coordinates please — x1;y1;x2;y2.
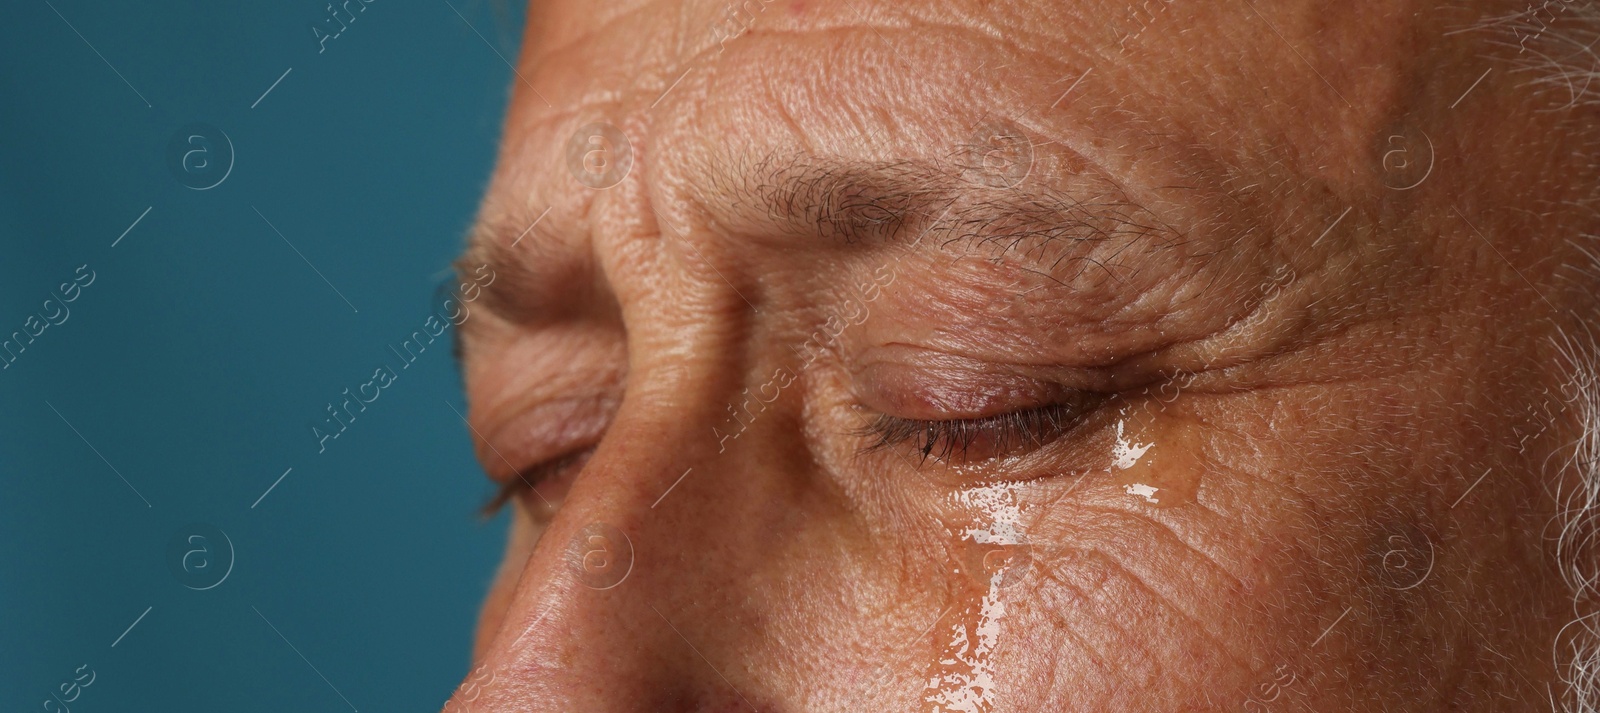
442;363;783;713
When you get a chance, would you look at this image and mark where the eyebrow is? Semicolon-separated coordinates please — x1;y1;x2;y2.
456;149;1188;332
739;151;1186;279
455;210;591;328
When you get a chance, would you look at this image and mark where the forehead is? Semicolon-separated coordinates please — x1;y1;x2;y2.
468;0;1442;296
479;0;1452;248
508;0;1429;141
459;0;1597;369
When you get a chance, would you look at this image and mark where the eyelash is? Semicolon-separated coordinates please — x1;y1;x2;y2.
856;396;1107;465
479;396;1105;509
479;448;594;518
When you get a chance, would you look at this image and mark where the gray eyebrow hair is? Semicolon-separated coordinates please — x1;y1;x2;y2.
738;150;1188;281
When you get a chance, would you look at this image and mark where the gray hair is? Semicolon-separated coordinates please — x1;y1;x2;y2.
1504;1;1600;708
1453;1;1600;710
1556;322;1600;711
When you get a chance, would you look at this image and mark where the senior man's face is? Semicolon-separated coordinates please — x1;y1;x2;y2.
445;0;1600;710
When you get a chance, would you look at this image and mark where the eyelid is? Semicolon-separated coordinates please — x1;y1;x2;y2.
857;394;1109;465
852;354;1084;421
480;447;594;518
476;395;616;482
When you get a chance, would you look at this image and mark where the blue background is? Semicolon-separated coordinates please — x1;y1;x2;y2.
0;1;523;710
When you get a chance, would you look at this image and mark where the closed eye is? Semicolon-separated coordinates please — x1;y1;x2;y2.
479;447;594;518
855;393;1109;465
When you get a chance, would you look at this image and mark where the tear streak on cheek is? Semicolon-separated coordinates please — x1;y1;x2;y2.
918;409;1206;710
925;483;1027;712
1112;411;1205;509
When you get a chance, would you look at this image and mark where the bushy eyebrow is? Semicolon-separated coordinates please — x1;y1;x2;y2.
743;151;945;242
454;149;1189;335
735;150;1186;280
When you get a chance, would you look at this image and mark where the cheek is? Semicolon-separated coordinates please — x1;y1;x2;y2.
1108;408;1206;509
956;399;1350;708
990;507;1332;709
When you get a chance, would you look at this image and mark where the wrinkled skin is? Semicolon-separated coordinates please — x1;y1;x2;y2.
445;0;1600;710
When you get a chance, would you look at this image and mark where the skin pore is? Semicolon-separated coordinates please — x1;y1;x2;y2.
445;0;1600;711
